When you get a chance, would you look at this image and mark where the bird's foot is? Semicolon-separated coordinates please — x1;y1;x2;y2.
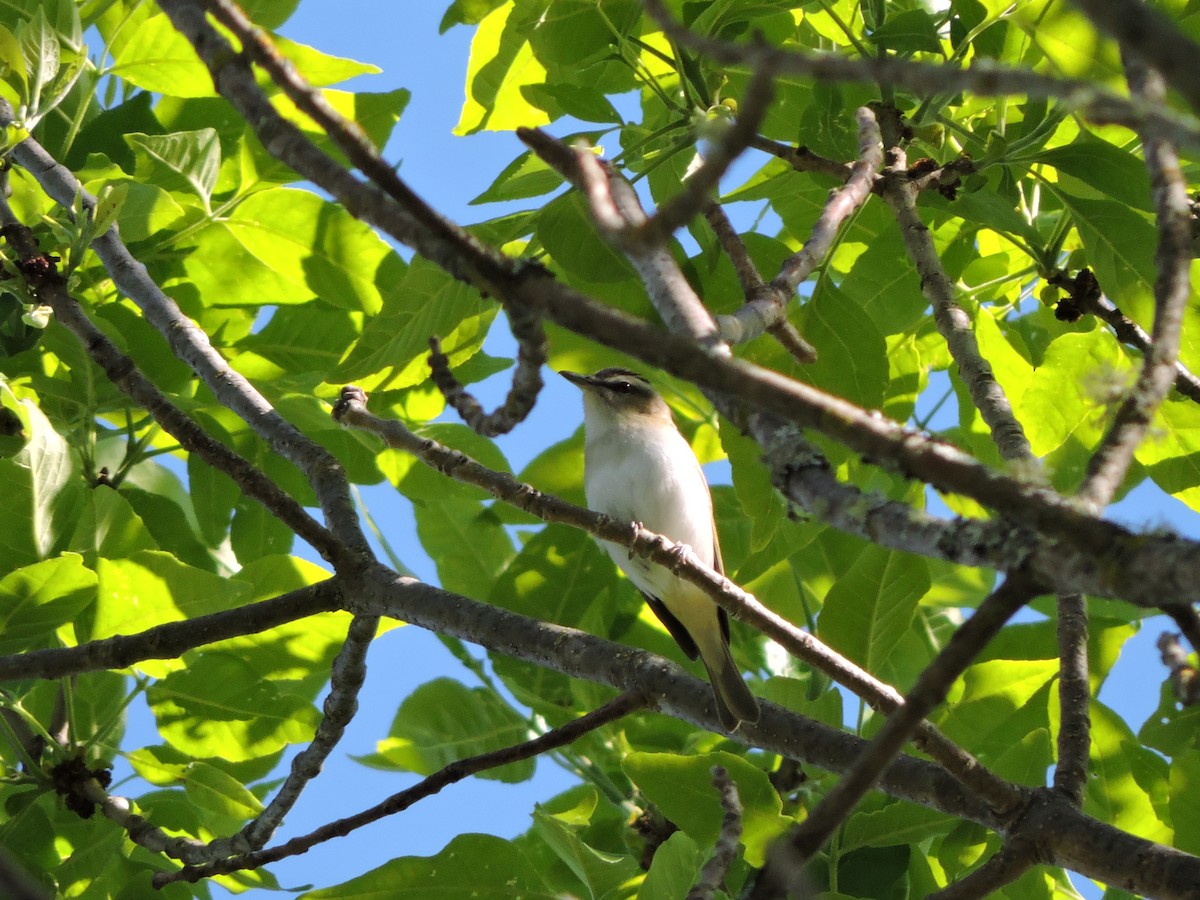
664;541;695;574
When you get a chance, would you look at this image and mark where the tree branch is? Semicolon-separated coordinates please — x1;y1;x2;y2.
754;573;1037;895
687;766;742;900
635;58;775;247
716;106;881;348
1070;0;1200;117
427;301;547;437
154;0;1200;609
0;582;341;681
1052;593;1090;805
925;839;1038;900
0;199;345;567
1077;56;1193;509
641;0;1200;153
702;201;816;364
880;140;1033;464
154;690;648;885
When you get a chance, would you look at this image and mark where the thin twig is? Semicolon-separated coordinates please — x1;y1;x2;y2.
716;107;882;348
636;58;776;246
1076;56;1193;509
1157;632;1200;706
1075;289;1200;404
881;139;1033;464
428;303;547;437
687;766;743;900
234;615;378;853
749;134;853;181
702;201;817;363
155;690;647;885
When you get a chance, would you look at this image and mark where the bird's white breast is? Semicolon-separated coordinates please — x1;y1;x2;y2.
584;419;715;599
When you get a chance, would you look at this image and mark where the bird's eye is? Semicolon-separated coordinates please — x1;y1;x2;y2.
611;381;633;393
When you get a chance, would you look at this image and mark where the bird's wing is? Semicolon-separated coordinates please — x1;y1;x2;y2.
640;590;700;661
712;517;731;644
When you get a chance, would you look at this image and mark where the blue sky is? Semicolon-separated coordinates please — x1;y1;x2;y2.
117;2;1199;895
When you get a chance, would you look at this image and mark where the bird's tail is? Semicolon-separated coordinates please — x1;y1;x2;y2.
703;645;760;732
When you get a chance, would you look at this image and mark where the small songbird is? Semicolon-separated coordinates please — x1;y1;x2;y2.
561;368;760;731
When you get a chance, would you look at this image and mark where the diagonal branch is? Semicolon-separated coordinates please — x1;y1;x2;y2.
0;582;342;681
1076;57;1194;510
926;838;1039;900
754;573;1039;896
687;766;743;900
153;691;647;885
0;200;344;566
881;140;1033;464
702;201;816;363
634;58;775;247
716;106;882;347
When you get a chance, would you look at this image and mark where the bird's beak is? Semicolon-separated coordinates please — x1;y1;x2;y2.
559;370;591;389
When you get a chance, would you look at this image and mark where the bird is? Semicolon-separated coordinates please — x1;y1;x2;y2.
561;367;760;731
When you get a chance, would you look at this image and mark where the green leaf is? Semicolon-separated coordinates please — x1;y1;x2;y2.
622;751;791;866
1014;328;1131;458
414;497;515;599
109;11;215;98
184;760;265;823
1087;703;1171;843
148;651;321;761
230;494;295;564
74;484;162;562
87;551;254;672
302;833;556;898
364;678;534;783
1136;398;1200;512
537;192;635;284
472;149;566;205
221;188;399;312
520;83;623;124
870;8;943;53
638;831;702;900
533;809;639;899
1036;137;1151;212
0;394;79;567
273;34;380;85
126;130;221;204
0;554;95;654
937;659;1056;777
841;800;955;852
818;547;929;672
335;255;496;385
18;7;58;103
1171;749;1200;855
720;417;785;552
796;282;888;409
455;1;551;134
